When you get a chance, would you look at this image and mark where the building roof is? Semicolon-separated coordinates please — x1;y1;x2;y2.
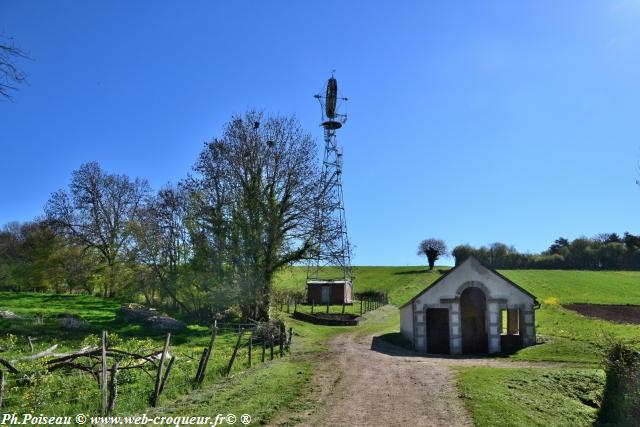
398;256;538;309
306;280;352;286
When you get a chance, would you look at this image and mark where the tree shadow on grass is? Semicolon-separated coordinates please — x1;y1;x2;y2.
392;269;450;276
0;315;213;349
392;269;430;275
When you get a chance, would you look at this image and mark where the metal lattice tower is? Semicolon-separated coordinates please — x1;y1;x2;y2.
306;74;353;282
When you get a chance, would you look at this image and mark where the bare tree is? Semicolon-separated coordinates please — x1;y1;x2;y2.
130;184;193;313
189;111;323;320
1;35;29;100
45;162;150;297
417;238;448;270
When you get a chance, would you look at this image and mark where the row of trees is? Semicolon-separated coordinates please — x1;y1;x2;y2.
0;111;340;321
452;233;640;270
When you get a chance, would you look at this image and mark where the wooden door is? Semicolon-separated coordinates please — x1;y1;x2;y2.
426;308;450;354
321;286;331;304
460;287;488;354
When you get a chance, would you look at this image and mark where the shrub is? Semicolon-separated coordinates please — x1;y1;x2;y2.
597;340;640;426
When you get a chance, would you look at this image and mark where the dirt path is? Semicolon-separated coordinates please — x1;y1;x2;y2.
274;307;566;427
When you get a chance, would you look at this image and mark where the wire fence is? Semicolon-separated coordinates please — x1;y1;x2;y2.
273;293;389;318
0;322;293;416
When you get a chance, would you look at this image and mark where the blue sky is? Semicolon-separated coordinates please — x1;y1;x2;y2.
2;1;640;265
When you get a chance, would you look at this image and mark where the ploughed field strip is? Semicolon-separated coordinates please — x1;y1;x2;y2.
563;303;640;324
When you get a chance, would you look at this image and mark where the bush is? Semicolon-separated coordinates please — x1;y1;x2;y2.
597;340;640;426
354;291;387;302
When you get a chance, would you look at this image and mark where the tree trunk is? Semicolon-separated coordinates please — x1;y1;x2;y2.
255;271;273;321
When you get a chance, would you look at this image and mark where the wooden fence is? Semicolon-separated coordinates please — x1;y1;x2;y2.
0;320;293;415
276;292;389;317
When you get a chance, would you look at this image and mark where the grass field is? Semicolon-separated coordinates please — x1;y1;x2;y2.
457;367;605;427
0;288;395;423
277;266;640;363
274;266;640;426
0;292;311;420
2;266;640;424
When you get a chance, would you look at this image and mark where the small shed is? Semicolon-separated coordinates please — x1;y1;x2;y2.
399;256;538;355
307;280;353;305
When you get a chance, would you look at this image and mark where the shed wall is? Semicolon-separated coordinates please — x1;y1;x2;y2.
400;257;537;354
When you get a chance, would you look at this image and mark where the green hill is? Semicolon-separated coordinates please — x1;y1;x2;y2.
275;266;640;426
2;267;639;424
276;266;640;306
275;266;640;363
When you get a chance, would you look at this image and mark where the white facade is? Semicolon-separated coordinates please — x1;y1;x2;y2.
399;257;538;355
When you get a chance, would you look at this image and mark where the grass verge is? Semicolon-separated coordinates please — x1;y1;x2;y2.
457;367;605;427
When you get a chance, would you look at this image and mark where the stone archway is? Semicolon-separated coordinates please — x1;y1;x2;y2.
460;287;488;354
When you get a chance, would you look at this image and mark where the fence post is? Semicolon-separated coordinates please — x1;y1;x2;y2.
107;362;119;415
279;325;284;357
0;369;4;411
195;348;209;383
360;300;363;316
294;299;297;313
342;303;345;314
152;333;171;407
159;356;176;395
248;335;253;368
197;320;218;384
287;327;293;351
101;331;108;416
270;334;274;360
226;329;245;375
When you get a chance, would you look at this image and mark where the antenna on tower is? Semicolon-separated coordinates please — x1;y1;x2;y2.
306;74;354;305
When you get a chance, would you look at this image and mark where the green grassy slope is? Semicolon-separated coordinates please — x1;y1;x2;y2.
277;266;640;306
2;267;640;423
0;292;306;421
498;270;640;363
503;270;640;304
276;266;640;426
275;265;441;304
458;367;605;427
276;266;640;363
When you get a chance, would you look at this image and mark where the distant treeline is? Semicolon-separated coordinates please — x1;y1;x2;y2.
453;233;640;270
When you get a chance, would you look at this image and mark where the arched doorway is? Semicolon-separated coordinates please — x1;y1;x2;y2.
460;287;488;354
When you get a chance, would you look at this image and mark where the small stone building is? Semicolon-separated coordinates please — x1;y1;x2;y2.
307;280;353;305
399;256;538;354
